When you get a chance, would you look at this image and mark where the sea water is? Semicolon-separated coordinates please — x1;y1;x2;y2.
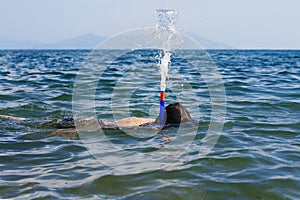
0;49;299;199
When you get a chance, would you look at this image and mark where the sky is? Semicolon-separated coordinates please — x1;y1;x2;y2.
0;0;299;49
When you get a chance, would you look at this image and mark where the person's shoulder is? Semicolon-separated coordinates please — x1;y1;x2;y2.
115;117;155;127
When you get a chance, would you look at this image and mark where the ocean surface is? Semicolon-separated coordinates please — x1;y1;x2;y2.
0;49;299;199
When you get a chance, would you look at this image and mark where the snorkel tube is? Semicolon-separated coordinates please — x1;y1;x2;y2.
159;91;165;125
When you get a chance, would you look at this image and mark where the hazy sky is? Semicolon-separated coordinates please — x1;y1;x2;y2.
0;0;299;49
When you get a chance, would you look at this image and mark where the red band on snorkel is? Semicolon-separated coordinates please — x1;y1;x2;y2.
160;91;165;101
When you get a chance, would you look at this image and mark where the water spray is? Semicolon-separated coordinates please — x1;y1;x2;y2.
158;51;171;125
155;9;177;125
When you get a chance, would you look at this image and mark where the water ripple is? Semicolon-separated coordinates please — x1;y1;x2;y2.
0;50;299;199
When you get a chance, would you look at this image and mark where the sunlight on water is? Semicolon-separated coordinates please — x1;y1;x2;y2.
0;48;299;199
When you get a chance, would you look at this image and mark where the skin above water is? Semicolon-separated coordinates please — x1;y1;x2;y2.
0;50;299;199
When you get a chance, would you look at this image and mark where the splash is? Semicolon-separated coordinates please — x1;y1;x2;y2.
155;9;177;32
158;51;171;91
155;9;178;124
155;9;177;51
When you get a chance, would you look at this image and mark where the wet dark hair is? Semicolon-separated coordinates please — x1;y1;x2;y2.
156;103;192;124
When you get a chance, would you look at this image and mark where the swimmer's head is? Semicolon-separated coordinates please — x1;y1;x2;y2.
155;103;192;124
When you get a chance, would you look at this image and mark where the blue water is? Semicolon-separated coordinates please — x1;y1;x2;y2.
0;49;299;199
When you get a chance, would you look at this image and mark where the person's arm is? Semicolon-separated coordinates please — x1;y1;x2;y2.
0;115;27;121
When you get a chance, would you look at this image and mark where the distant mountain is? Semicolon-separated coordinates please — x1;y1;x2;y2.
0;37;44;49
0;34;107;49
0;33;233;49
186;32;234;49
39;33;107;49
